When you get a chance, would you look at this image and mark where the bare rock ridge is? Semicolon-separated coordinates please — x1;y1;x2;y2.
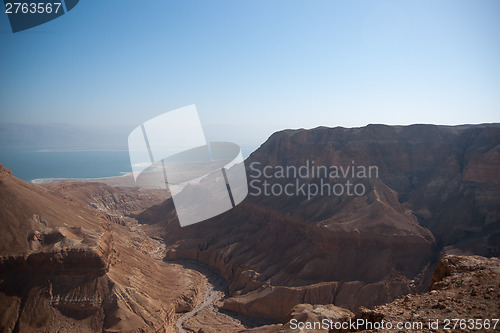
0;163;204;332
138;123;500;322
250;124;500;255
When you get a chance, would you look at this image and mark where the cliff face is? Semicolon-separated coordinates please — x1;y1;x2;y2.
138;124;500;322
250;124;500;255
143;200;434;321
0;164;204;332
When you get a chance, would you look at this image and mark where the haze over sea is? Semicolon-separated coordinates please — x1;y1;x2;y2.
0;145;258;183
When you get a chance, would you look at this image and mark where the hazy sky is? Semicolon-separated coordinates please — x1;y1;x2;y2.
1;0;499;145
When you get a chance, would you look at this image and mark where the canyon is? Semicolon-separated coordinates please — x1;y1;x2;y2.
138;124;500;324
1;123;499;332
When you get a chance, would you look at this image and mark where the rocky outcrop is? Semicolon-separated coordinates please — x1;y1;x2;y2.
222;282;340;322
347;255;500;332
247;255;499;333
283;304;353;332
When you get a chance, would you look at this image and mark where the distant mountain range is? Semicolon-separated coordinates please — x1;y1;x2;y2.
0;122;130;148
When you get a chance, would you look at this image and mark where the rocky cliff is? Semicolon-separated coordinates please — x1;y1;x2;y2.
245;255;499;333
0;164;204;332
138;123;500;323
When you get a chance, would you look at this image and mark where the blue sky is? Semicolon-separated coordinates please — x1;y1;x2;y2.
1;0;499;145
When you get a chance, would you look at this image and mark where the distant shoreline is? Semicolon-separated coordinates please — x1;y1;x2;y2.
31;172;138;188
35;148;129;153
31;171;182;194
